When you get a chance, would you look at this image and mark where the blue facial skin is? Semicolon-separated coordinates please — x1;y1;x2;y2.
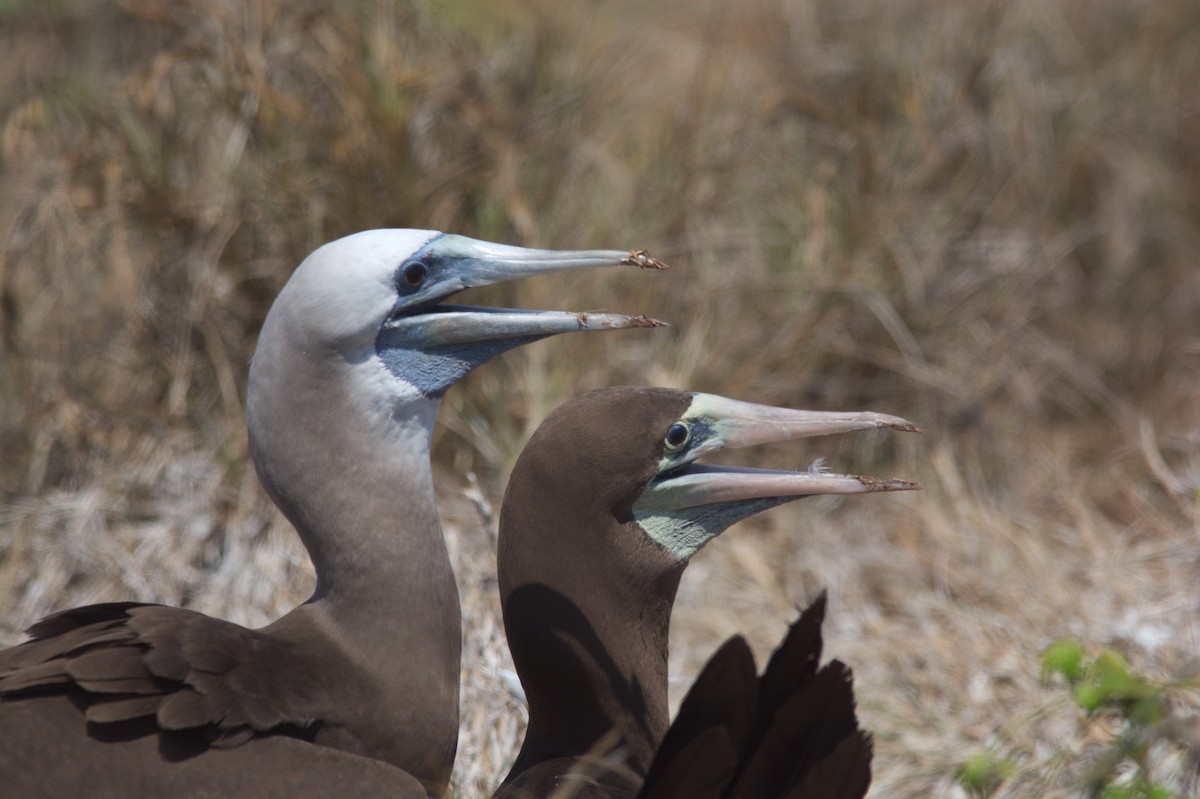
374;333;549;398
374;235;556;398
378;233;619;396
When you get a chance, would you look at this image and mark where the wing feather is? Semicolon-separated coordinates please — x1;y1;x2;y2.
0;603;335;750
85;694;163;723
640;636;757;796
636;593;872;799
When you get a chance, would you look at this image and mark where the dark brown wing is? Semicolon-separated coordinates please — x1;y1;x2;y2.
728;592;871;799
749;592;827;747
783;728;873;799
732;660;871;798
636;727;736;799
636;593;872;799
0;603;335;747
637;636;758;799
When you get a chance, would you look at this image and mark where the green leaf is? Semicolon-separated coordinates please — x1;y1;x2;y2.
1074;682;1106;712
1042;639;1086;684
955;750;1016;798
1092;650;1133;686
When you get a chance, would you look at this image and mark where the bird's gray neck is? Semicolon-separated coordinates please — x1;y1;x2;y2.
246;338;461;693
500;529;683;785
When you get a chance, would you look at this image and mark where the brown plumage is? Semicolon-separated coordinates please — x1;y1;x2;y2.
639;594;872;799
495;598;871;799
494;388;917;797
2;693;426;798
0;604;333;745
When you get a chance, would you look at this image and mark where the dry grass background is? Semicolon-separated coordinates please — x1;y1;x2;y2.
1;0;1198;795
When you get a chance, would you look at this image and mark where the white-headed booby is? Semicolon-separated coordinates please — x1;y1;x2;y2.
0;231;666;796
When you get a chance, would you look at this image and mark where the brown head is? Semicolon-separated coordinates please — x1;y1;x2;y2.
497;387;918;789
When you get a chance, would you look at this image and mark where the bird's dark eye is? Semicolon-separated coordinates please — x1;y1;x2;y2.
664;422;690;452
401;260;429;287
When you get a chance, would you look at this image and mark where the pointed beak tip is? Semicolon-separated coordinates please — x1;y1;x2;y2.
875;414;922;434
619;250;670;270
573;313;670;331
857;476;921;492
887;477;922;491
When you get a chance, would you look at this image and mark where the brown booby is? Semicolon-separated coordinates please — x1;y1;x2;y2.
494;387;919;798
0;230;666;797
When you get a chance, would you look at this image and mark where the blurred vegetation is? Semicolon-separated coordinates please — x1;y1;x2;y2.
1043;640;1197;798
959;642;1198;798
1;0;1198;795
4;0;1197;496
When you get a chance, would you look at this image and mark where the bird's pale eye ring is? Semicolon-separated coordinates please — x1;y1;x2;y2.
664;422;690;452
401;260;429;287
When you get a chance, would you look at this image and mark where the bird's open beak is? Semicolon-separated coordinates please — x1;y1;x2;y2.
638;463;918;512
633;395;919;557
387;234;668;344
639;396;920;514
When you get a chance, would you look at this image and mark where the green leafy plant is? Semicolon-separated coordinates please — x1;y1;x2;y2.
956;750;1018;798
956;642;1196;798
1040;639;1195;799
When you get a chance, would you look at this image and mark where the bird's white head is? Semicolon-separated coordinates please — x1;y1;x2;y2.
254;228;665;401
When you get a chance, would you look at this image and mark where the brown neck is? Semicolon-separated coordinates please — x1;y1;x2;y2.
500;516;685;785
